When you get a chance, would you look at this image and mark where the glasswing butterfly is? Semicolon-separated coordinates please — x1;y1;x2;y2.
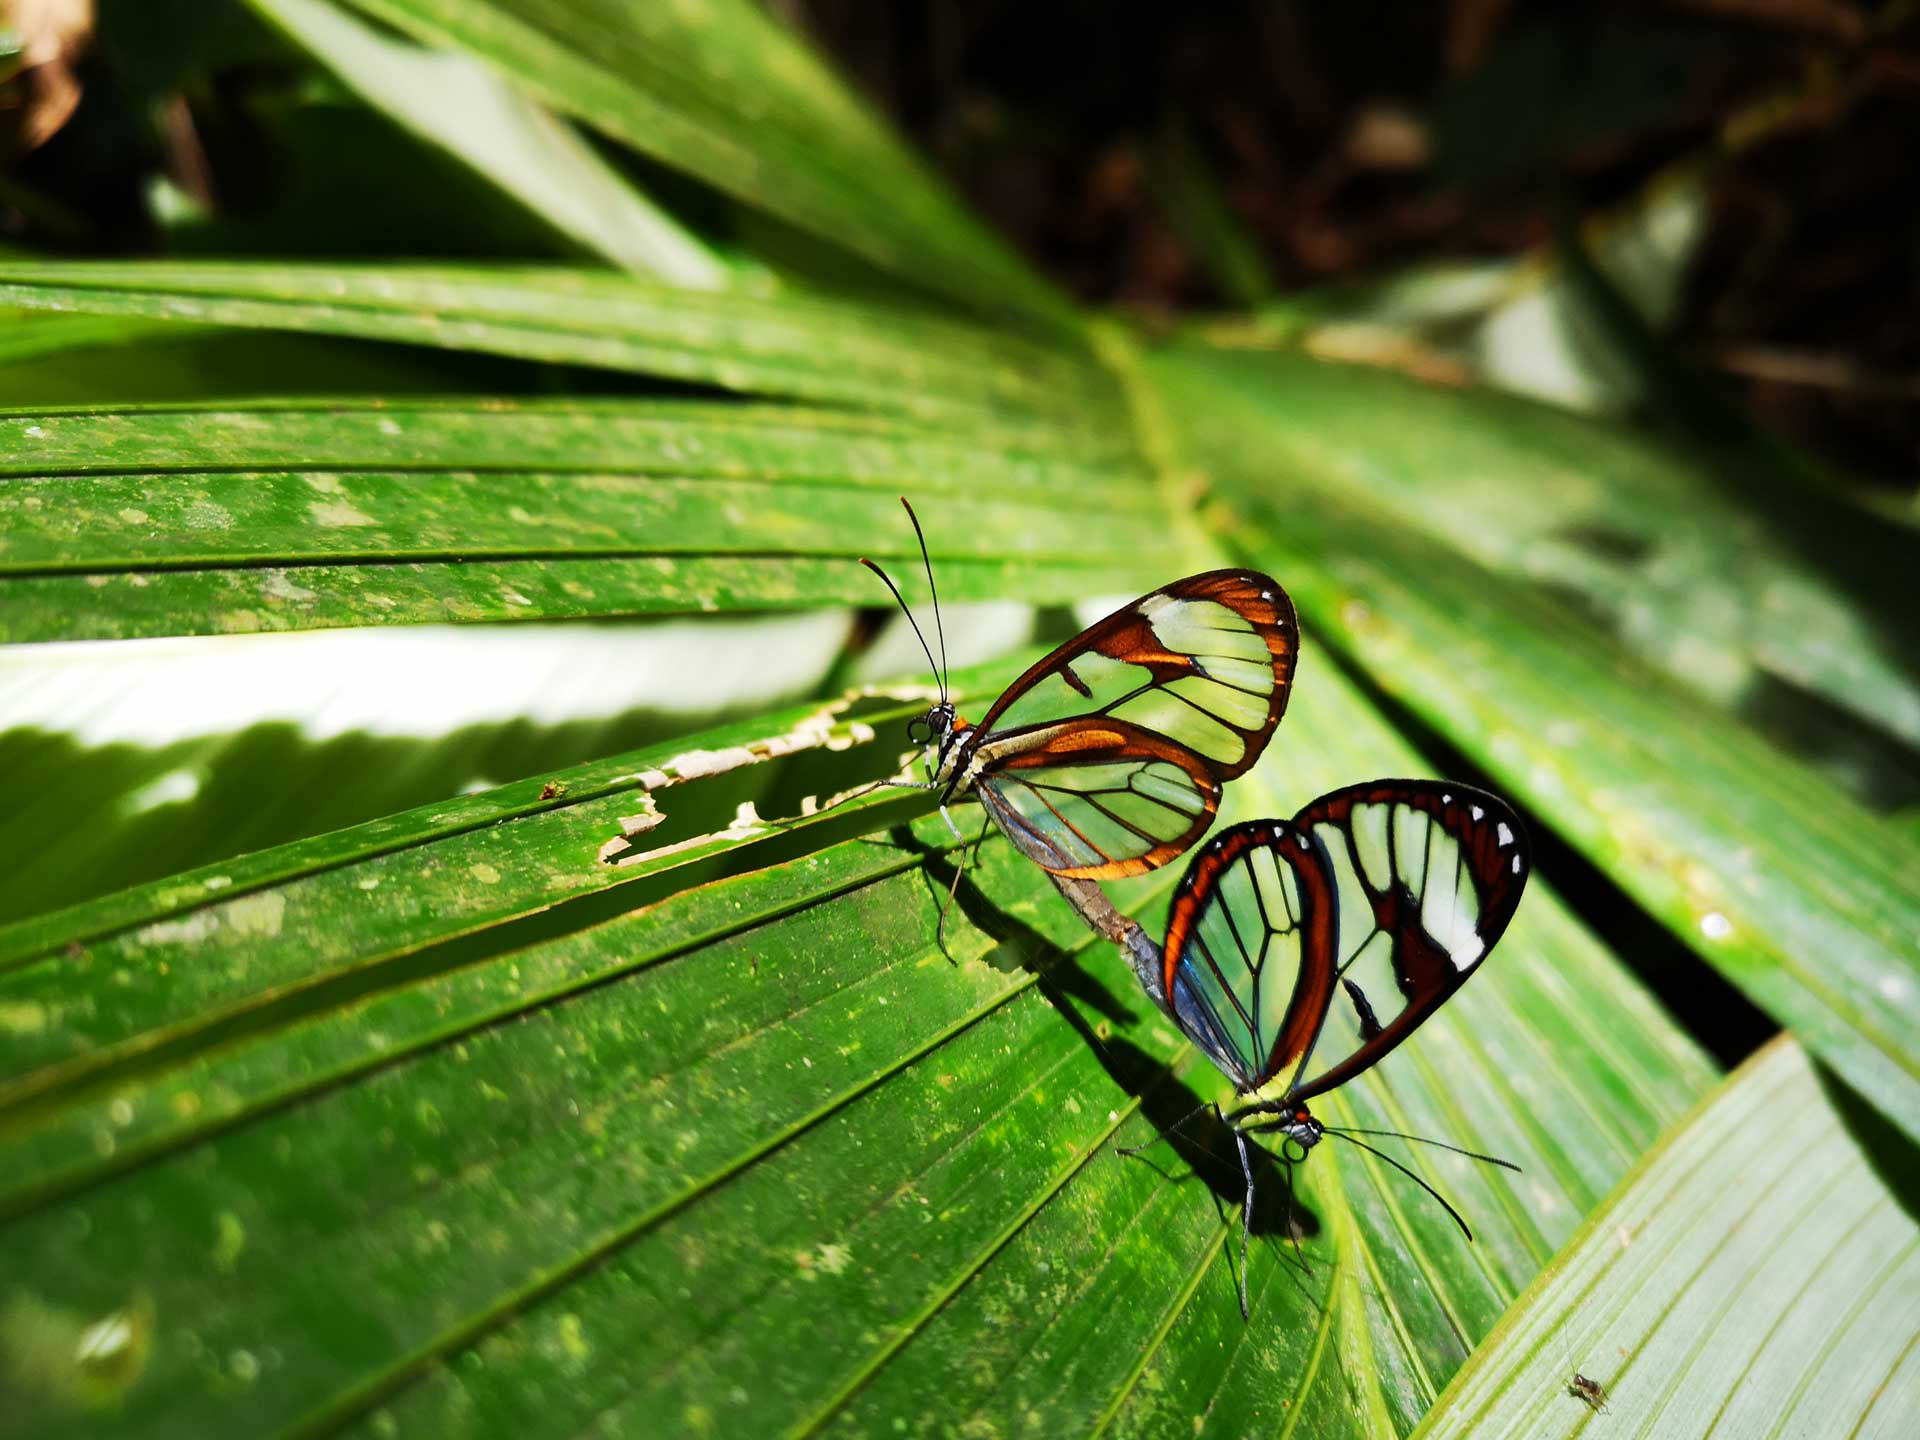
858;500;1298;921
1059;777;1532;1316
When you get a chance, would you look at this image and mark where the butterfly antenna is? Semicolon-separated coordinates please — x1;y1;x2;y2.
1322;1130;1476;1242
898;497;950;701
1319;1124;1520;1172
858;556;943;691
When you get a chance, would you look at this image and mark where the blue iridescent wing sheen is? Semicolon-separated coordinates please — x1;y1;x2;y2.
1160;818;1338;1089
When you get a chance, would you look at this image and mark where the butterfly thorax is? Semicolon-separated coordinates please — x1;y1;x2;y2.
911;702;976;798
1222;1086;1324;1155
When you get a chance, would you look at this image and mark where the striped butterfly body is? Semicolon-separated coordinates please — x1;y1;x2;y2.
1062;778;1531;1315
863;501;1298;886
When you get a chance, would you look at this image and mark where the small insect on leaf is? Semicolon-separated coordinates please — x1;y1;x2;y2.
1569;1372;1610;1413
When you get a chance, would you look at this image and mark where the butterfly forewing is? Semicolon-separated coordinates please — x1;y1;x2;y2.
1290;781;1529;1100
1157;780;1529;1101
955;570;1297;879
971;571;1296;777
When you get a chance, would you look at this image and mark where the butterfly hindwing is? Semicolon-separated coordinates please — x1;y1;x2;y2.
1159;819;1339;1089
1158;780;1530;1099
971;721;1218;878
952;570;1297;878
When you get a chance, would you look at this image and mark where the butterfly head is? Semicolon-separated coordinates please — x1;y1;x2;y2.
1278;1105;1323;1158
908;698;959;750
909;699;972;784
1227;1090;1324;1160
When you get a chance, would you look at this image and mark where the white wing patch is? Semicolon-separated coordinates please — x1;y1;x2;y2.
1349;802;1393;890
1322;799;1490;987
1138;595;1267;660
1413;805;1484;970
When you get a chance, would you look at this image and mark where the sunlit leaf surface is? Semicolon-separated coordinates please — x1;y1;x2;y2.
1413;1037;1920;1440
0;649;1714;1437
0;397;1160;641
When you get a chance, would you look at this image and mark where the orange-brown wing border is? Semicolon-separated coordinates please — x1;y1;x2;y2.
1162;818;1340;1085
1286;779;1531;1103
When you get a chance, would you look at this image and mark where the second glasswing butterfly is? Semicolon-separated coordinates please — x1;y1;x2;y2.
858;500;1299;922
1057;777;1532;1316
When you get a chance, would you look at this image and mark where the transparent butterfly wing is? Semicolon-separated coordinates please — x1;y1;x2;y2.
1159;819;1338;1088
1290;780;1530;1099
1160;780;1530;1098
972;723;1218;878
954;570;1297;878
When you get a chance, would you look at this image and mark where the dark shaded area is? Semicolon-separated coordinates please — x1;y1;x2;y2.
1816;1057;1920;1228
7;2;1914;473
797;0;1916;481
0;694;802;927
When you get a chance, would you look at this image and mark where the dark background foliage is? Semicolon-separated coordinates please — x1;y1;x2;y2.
10;1;1917;476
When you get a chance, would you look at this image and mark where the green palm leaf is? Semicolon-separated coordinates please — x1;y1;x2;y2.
1412;1036;1919;1439
246;0;728;285
0;650;1714;1438
313;0;1076;328
0;395;1158;640
1;2;1912;1435
1152;345;1920;1147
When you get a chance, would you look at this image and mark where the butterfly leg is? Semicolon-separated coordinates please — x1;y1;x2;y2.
1115;1100;1218;1158
1233;1127;1257;1321
814;775;937;816
932;814;991;958
1280;1149;1311;1278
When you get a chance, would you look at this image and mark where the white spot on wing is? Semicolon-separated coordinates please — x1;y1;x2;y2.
1497;822;1513;846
